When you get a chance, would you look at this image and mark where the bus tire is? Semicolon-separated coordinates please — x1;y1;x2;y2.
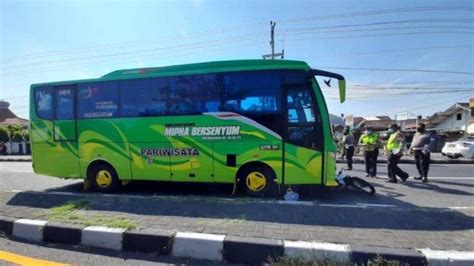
89;163;120;193
239;164;276;197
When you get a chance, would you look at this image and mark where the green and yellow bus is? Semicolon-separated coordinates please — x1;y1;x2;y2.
30;60;345;196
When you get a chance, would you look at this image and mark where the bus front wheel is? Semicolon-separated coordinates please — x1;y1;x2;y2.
88;163;120;193
239;165;276;197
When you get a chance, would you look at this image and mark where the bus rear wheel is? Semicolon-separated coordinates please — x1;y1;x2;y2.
240;165;276;197
89;163;120;193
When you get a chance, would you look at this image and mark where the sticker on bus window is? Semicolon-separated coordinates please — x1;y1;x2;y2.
37;91;52;111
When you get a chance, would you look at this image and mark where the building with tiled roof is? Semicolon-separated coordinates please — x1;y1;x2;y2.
0;100;28;127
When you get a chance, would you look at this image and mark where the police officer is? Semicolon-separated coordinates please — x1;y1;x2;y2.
386;124;409;183
342;127;355;170
410;123;431;183
358;127;380;177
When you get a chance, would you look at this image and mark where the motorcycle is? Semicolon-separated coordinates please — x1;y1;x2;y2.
336;170;376;195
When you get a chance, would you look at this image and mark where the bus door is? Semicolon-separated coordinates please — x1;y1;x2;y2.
283;85;324;185
52;85;80;177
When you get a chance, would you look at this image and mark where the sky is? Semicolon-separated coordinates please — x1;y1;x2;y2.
1;0;473;120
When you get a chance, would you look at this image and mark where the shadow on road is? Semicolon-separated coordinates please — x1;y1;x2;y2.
5;180;474;232
405;181;474;196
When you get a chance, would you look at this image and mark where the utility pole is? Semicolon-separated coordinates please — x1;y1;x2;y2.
270;21;275;59
262;21;284;60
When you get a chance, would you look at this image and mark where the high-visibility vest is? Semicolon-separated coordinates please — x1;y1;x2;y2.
360;133;378;152
361;134;378;145
387;132;401;151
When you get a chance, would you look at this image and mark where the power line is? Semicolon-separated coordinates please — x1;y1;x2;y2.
280;26;474;35
0;95;29;100
2;6;472;65
346;85;474;90
319;66;474;75
0;22;267;64
285;31;474;43
281;18;474;33
395;95;471;113
310;45;473;59
325;89;472;100
279;6;474;24
1;33;266;72
1;36;266;77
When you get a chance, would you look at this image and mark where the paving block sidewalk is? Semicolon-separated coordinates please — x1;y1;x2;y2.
1;191;473;252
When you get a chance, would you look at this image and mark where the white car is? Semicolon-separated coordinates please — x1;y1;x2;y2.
441;138;474;159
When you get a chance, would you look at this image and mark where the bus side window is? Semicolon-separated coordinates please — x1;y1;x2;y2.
55;86;75;120
77;82;119;119
287;90;316;123
286;88;322;150
35;86;54;120
223;71;280;113
169;74;221;115
121;78;168;117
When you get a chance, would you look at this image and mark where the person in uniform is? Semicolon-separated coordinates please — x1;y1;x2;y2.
386;124;409;183
358;127;380;177
410;123;431;183
342;127;355;170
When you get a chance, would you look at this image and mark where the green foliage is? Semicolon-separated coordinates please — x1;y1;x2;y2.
3;125;27;142
270;256;351;266
10;131;24;142
22;130;30;141
7;125;22;134
0;126;9;142
47;200;136;229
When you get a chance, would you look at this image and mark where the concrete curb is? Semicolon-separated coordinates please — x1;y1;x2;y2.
0;157;31;162
0;216;473;265
224;235;284;264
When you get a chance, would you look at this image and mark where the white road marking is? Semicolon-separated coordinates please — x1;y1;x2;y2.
357;203;397;208
276;200;314;206
376;176;474;180
447;207;474;210
284;240;351;262
5;170;33;173
418;248;474;264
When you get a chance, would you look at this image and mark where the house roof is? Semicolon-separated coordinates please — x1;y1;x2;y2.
353;116;393;129
0;100;29;127
427;102;469;126
1;117;28;126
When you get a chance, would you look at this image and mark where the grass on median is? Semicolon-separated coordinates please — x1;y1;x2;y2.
47;200;136;230
270;255;408;266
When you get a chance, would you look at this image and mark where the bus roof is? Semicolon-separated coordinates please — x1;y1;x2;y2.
30;59;310;88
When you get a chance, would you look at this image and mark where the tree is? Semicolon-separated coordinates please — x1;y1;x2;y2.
7;125;22;138
0;126;9;142
22;130;30;142
10;131;24;142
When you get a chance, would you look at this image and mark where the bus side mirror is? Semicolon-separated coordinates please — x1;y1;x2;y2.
311;69;346;103
338;79;346;103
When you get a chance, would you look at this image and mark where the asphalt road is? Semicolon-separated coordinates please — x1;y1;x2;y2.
0;237;223;265
0;161;472;209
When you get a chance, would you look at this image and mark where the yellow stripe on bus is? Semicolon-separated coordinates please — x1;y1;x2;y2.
0;251;69;266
